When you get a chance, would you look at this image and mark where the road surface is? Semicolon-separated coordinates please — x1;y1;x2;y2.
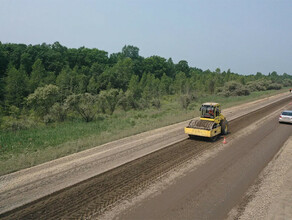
115;99;292;220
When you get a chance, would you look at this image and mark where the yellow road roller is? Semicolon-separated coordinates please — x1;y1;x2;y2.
184;102;228;141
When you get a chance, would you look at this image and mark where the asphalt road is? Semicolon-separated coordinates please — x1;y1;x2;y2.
116;103;292;219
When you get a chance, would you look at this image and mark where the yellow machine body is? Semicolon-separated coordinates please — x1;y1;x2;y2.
184;102;228;139
184;126;221;137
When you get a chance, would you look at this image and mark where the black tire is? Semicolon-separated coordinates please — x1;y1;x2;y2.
210;135;218;142
221;120;228;135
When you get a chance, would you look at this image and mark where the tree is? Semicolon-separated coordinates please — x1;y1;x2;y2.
141;73;159;102
29;59;46;92
56;66;74;98
215;68;221;74
174;71;187;94
5;66;28;108
90;62;104;77
143;56;167;79
98;89;121;115
27;84;60;118
176;60;189;76
66;93;98;122
208;79;215;94
127;74;141;99
76;74;88;94
87;76;99;94
166;58;176;78
159;73;171;95
97;58;134;91
122;45;139;59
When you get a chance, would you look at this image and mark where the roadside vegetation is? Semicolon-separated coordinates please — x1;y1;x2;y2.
0;42;292;175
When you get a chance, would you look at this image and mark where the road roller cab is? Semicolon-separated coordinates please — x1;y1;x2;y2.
184;103;228;141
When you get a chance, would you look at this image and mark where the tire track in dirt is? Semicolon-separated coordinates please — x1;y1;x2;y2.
1;96;291;219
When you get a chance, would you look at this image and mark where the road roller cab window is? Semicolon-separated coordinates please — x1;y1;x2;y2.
201;106;215;119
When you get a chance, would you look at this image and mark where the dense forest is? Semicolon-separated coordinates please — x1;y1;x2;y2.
0;41;291;130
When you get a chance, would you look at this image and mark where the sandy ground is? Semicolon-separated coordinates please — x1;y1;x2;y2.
0;92;291;216
227;136;292;220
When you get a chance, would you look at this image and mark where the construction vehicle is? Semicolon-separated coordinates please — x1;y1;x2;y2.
184;102;228;141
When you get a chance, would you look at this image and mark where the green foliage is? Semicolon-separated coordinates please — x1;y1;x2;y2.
246;80;269;92
5;66;29;108
97;58;134;91
174;71;188;94
143;56;167;79
159;73;172;95
151;98;161;109
29;59;46;92
99;89;121;115
267;83;282;90
179;93;196;110
128;74;141;99
45;102;68;123
66;93;98;122
176;60;189;76
0;41;292;132
218;81;250;97
0;116;37;131
122;45;139;59
27;84;60;119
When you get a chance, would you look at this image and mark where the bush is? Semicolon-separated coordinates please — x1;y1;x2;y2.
151;98;161;109
179;93;196;110
66;93;98;122
267;83;282;90
44;102;68;123
27;84;60;119
283;79;292;87
0;116;39;131
137;98;149;110
218;81;250;97
247;80;267;92
98;89;121;115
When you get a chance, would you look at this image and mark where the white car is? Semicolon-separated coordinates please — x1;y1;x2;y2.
279;110;292;123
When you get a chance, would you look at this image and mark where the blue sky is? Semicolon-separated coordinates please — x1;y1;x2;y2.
0;0;291;75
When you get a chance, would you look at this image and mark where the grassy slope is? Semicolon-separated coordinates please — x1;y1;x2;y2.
0;88;289;175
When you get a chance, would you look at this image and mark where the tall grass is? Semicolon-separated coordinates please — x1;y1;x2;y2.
0;88;289;175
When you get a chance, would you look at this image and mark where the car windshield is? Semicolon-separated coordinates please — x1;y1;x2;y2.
282;111;292;116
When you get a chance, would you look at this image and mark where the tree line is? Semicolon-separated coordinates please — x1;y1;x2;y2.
0;41;291;129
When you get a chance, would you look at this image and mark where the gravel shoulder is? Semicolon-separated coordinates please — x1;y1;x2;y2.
227;135;292;220
0;92;291;215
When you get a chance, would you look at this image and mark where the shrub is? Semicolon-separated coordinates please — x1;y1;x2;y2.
267;83;282;90
45;102;68;123
179;93;196;110
151;98;161;109
283;79;292;87
98;89;121;115
0;116;38;131
247;80;267;92
66;93;98;122
27;84;60;119
218;81;250;97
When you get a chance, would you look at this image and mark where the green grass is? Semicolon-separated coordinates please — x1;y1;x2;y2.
0;88;289;175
